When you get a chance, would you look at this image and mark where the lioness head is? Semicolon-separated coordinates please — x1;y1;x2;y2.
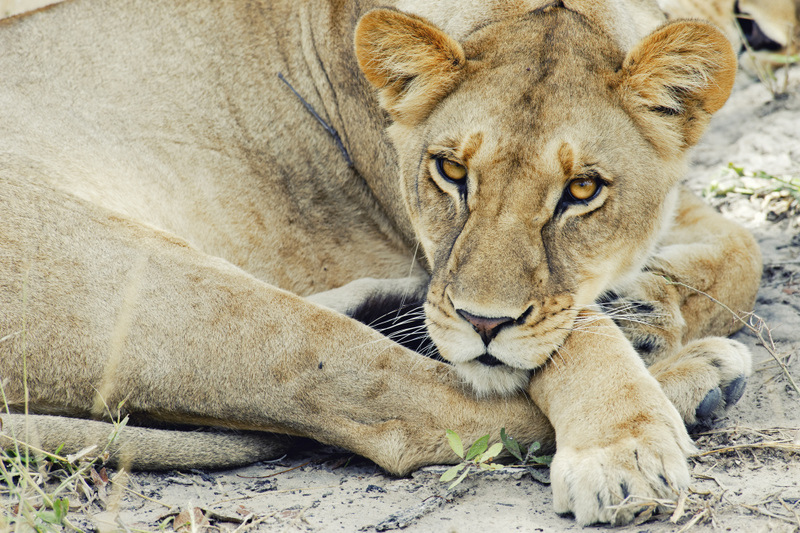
355;5;735;395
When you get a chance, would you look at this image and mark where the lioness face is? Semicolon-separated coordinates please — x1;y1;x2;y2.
356;7;736;395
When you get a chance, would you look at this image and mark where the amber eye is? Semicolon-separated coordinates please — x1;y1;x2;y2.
436;158;467;183
568;176;599;201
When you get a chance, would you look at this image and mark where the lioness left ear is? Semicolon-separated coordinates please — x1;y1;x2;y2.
620;20;737;155
354;8;465;125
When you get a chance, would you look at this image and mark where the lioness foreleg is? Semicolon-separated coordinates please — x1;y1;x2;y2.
528;311;693;526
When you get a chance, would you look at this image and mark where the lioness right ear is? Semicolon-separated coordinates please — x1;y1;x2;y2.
619;20;737;156
355;8;465;125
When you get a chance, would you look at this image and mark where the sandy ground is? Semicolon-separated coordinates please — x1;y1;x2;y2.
2;3;800;532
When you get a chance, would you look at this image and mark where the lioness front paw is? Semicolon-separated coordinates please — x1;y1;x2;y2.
551;428;692;526
649;337;753;428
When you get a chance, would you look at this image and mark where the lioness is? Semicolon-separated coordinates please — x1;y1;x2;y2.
0;0;761;526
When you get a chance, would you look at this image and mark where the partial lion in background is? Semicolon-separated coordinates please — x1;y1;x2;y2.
659;0;800;73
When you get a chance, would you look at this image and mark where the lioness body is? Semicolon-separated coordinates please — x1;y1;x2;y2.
1;0;761;525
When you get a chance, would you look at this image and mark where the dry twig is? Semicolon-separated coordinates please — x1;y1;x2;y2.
666;279;800;397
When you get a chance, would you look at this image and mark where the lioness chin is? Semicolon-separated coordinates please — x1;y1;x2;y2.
1;0;760;526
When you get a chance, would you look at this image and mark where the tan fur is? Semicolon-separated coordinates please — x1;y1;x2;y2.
0;0;761;526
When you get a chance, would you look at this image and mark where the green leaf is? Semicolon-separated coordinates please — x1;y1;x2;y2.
529;454;553;466
465;434;489;461
524;441;541;463
37;511;61;525
53;498;69;521
522;442;552;465
109;415;130;444
446;429;464;459
727;163;745;176
479;442;503;463
440;464;465;483
500;428;524;462
448;465;471;490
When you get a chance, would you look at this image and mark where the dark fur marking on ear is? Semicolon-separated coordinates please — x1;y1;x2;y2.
620;481;630;499
651;105;680;116
659;474;669;488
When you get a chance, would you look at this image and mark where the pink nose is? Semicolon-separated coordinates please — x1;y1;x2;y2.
457;309;514;346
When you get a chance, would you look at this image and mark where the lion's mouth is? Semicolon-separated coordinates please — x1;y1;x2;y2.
476;353;506;367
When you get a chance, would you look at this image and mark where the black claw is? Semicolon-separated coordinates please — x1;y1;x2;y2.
723;376;747;407
696;387;722;420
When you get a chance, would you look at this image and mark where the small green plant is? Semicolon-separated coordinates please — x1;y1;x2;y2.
0;395;130;531
703;163;800;221
439;428;553;490
499;428;552;468
439;430;504;489
704;163;800;200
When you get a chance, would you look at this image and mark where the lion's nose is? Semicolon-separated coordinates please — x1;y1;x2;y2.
457;309;514;346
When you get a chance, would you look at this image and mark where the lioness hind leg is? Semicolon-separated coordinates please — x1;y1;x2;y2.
649;337;752;428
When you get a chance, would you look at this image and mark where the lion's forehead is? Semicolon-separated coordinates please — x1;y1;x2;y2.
461;8;626;72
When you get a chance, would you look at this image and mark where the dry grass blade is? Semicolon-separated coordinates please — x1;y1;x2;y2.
671;490;688;523
677;509;708;533
740;504;799;525
780;498;800;528
693;426;800;459
694;441;800;457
